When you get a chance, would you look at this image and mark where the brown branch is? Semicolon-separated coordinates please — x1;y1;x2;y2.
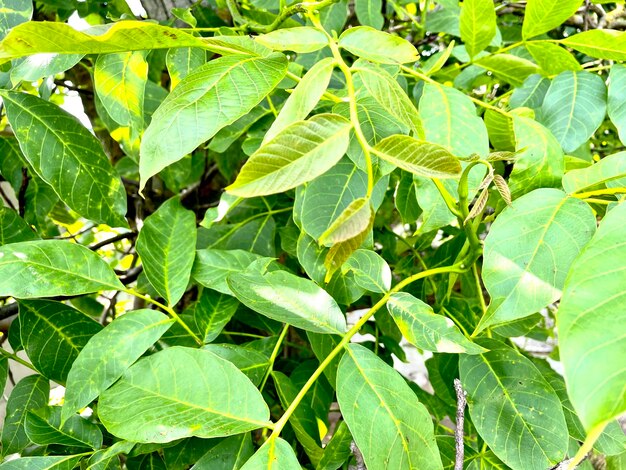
18;168;29;217
89;232;137;251
350;441;366;470
454;378;467;470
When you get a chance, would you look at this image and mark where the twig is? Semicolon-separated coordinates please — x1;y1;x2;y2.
18;168;29;217
454;378;467;470
89;232;137;251
350;441;366;470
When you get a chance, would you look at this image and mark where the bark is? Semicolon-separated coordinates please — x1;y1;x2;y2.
140;0;195;20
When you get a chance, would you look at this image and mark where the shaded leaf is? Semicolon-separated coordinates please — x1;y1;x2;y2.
355;0;384;30
192;249;268;295
0;207;38;245
0;0;31;40
25;406;102;449
191;434;253;470
166;47;206;89
193;289;239;343
203;344;269;386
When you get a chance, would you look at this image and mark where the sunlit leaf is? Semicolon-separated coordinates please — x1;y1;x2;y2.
523;0;583;39
338;26;418;64
256;27;328;53
460;0;496;57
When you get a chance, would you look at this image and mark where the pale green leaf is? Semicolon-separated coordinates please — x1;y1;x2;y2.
1;375;49;456
140;53;287;190
338;26;418;64
319;197;371;246
557;201;626;430
608;64;626;145
561;29;626;61
99;346;271;443
523;0;583;39
387;293;486;354
192;249;268;295
227;114;351;197
562;151;626;194
372;134;462;178
264;57;335;143
256;27;328;53
355;0;384;29
19;300;102;383
136;196;196;306
478;189;596;331
484;109;515;151
166;47;206;89
0;0;31;40
191;434;253;470
509;74;550;110
25;406;102;449
0;20;258;62
509;115;564;198
525;42;581;76
353;61;422;136
94;51;147;130
0;240;123;298
474;54;540;87
193;289;239;343
1;91;127;226
86;440;135;470
239;436;301;470
0;455;83;470
0;207;38;245
10;53;83;84
459;339;568;470
62;310;173;424
203;344;269;386
344;249;391;293
316;420;353;470
539;71;607;153
460;0;496;57
227;269;347;334
337;344;442;470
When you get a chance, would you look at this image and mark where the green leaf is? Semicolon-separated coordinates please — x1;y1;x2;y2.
344;249;391;293
387;293;486;354
608;64;626;145
561;29;626;61
523;0;583;39
0;20;257;62
0;240;123;298
338;26;418;64
372;135;462;178
0;455;83;470
256;27;328;53
473;54;540;87
25;406;102;449
193;247;269;295
0;207;38;245
353;62;422;136
193;289;239;343
0;0;32;40
99;346;271;443
239;436;300;470
355;0;384;29
203;344;269;386
557;201;626;431
19;299;102;383
94;51;147;131
191;434;253;470
226;114;351;197
10;53;84;84
508;115;564;198
228;268;347;334
459;339;568;470
539;71;607;153
139;53;287;190
136;196;196;306
319;197;371;246
62;309;173;423
86;440;135;470
525;42;581;76
337;344;442;470
460;0;497;58
478;189;596;331
1;91;127;227
317;420;353;470
264;57;334;142
1;374;49;456
510;74;550;110
562;151;626;194
0;357;7;398
166;47;206;89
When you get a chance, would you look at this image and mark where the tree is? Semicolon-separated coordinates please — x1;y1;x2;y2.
0;0;624;468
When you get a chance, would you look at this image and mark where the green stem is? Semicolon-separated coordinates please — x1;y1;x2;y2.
0;343;38;372
259;324;290;392
432;178;462;218
124;288;202;346
472;263;487;316
269;263;467;438
567;422;607;470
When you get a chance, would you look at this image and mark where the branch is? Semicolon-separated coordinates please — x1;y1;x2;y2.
89;232;137;251
350;441;366;470
454;378;467;470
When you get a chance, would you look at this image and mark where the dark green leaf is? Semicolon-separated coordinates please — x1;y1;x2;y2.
25;406;102;449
